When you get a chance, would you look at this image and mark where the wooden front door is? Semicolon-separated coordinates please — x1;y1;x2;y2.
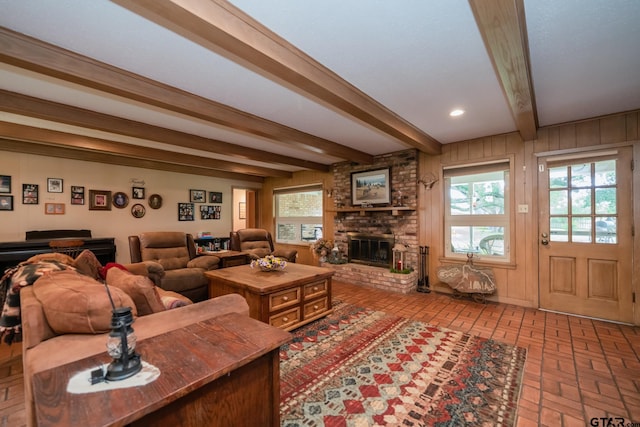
538;147;633;323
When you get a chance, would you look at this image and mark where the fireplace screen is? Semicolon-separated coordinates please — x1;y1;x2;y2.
347;232;394;268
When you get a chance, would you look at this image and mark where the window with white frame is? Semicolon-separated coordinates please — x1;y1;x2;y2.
444;161;510;261
274;185;323;244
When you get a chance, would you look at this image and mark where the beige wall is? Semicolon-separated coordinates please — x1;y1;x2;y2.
0;151;260;264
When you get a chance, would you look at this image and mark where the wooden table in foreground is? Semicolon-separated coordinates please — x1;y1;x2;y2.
33;312;291;427
206;263;334;331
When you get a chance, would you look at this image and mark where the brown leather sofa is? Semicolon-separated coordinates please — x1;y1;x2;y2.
229;228;297;262
129;232;220;302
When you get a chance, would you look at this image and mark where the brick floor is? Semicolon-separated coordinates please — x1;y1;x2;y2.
1;280;638;427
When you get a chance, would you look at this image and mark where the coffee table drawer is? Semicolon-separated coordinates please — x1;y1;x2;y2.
304;297;329;318
269;307;300;329
269;288;300;311
304;280;328;300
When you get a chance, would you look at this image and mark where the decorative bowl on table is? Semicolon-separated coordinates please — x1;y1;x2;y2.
251;255;287;272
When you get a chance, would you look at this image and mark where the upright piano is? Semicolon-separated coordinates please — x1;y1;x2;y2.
0;229;116;274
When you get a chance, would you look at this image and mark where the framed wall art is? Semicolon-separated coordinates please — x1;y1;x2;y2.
178;202;194;221
0;195;13;211
0;176;10;193
89;190;112;210
131;203;146;218
148;194;162;209
22;184;38;204
71;186;85;205
189;189;205;203
200;205;221;220
113;192;129;208
47;178;63;193
209;191;222;203
45;203;65;215
132;187;145;199
351;167;391;206
238;202;246;219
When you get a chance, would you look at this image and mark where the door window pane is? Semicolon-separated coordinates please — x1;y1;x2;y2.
549;166;568;188
595;188;616;214
572;217;591;243
550;190;568;215
550;217;568;242
548;158;618;245
594;160;616;185
571;189;591;215
596;217;616;244
570;163;592;187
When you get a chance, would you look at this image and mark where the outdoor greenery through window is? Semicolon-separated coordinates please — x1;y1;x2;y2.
444;161;510;261
274;185;323;244
548;159;617;244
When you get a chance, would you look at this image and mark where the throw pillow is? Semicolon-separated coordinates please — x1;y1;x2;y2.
73;249;102;279
155;288;193;310
99;262;129;280
106;267;166;315
33;270;137;335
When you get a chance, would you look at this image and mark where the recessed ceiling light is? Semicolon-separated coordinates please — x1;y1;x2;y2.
450;109;465;117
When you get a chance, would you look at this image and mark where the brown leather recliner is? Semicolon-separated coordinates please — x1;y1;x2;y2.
229;228;297;262
128;231;220;302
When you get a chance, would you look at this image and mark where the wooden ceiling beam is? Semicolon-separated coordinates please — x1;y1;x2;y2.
0;138;264;182
469;0;538;141
0;27;373;164
0;90;330;172
115;0;442;155
0;121;292;178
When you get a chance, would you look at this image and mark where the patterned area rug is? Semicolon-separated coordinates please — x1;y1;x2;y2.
280;303;526;427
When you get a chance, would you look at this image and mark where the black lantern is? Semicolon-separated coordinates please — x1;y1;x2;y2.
103;284;142;381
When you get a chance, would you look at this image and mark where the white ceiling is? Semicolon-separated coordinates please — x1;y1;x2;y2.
1;0;639;180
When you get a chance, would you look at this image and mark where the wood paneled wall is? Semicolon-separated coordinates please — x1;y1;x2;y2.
420;110;639;311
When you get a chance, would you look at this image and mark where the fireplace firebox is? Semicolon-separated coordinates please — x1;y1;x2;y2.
347;232;394;268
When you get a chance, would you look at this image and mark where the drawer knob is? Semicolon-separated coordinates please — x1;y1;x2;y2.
282;296;289;301
312;286;318;291
283;317;288;322
313;305;318;310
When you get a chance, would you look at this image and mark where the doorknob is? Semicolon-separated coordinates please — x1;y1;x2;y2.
541;232;549;245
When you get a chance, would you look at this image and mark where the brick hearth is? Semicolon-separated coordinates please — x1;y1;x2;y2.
322;262;418;294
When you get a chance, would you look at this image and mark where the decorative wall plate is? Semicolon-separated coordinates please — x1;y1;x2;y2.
148;194;162;209
131;203;146;218
113;192;129;208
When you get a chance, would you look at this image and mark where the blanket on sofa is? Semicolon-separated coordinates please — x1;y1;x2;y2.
0;260;76;344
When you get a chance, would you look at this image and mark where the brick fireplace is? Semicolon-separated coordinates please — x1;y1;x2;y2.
326;149;419;293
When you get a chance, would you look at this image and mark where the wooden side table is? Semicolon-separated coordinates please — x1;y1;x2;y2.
201;250;249;268
33;312;291;427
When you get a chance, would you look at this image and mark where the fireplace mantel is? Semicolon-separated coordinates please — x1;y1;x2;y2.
330;206;415;216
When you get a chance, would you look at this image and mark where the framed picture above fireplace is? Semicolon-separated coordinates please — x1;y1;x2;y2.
351;167;391;206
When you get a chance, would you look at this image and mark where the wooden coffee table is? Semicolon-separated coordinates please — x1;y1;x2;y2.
206;263;334;331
